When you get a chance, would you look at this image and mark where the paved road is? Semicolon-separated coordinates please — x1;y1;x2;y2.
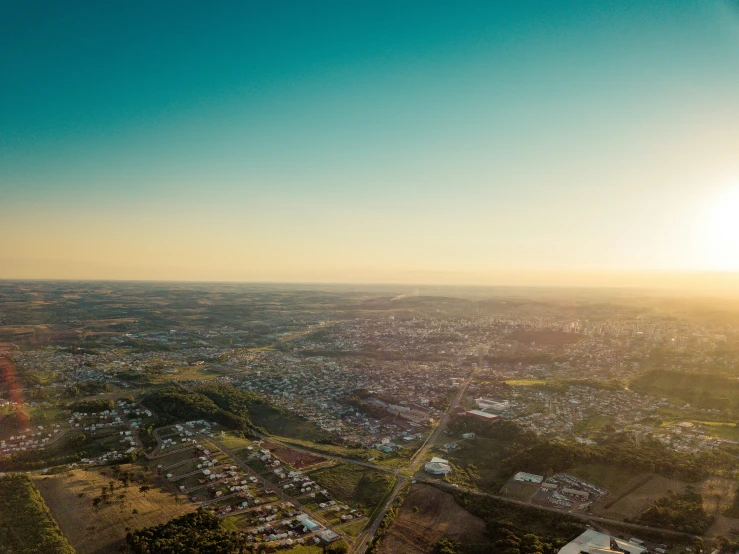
204;434;352;545
409;368;477;473
349;367;478;554
425;479;698;540
351;476;407;554
257;433;397;475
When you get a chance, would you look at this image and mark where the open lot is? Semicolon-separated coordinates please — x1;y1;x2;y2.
566;463;634;495
308;463;396;512
34;465;194;554
263;440;326;469
378;484;487;554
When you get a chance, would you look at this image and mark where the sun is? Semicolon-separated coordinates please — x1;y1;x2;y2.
700;185;739;271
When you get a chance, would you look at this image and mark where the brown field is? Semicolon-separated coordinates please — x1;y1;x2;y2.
378;484;488;554
264;440;326;469
34;465;193;554
506;329;583;346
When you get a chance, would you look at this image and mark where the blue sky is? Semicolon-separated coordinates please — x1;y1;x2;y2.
2;1;739;282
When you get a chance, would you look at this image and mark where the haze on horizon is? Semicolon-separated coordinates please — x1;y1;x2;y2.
2;1;739;287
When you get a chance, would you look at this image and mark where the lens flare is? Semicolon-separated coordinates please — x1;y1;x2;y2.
0;348;29;429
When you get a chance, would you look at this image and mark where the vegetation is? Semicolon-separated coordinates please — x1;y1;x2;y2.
366;482;411;554
195;383;328;440
68;398;114;413
634;488;713;534
631;370;739;412
0;430;121;471
454;491;584;554
144;383;328;440
0;474;76;554
143;387;251;430
65;380;111;397
495;433;730;484
723;483;739;518
309;463;396;509
127;508;249;553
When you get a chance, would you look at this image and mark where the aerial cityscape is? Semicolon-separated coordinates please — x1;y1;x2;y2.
2;0;739;553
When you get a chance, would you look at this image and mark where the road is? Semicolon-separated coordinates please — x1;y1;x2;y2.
408;368;477;472
350;367;478;554
425;479;699;540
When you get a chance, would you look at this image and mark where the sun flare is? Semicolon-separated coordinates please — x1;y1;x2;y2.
701;185;739;270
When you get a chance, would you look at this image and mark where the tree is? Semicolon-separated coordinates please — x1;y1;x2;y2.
325;539;349;554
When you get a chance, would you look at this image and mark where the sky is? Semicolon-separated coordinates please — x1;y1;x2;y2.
2;0;739;285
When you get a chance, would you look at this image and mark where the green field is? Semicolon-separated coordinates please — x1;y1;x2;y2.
217;432;256;451
338;518;367;537
693;421;739;441
308;463;396;511
573;414;612;435
504;379;547;386
631;370;739;411
0;474;75;554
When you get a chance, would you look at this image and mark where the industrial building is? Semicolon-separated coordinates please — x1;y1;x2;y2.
558;530;647;554
513;471;543;483
464;410;499;422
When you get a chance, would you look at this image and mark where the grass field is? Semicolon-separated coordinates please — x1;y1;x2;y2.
251;406;327;442
631;370;739;410
308;463;396;511
276;436;373;460
566;463;636;494
573;414;611;435
338;518;367;537
504;379;547;386
693;421;739;441
0;474;75;554
217;432;256;452
444;437;508;491
34;465;194;554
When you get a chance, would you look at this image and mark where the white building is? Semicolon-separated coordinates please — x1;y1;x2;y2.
558;530;647;554
424;457;452;476
513;471;543;484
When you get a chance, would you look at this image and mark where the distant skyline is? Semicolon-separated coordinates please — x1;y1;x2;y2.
2;1;739;285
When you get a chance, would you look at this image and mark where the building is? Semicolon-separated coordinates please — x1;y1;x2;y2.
318;530;339;543
558;530;647;554
301;518;321;533
425;457;452;476
513;471;543;484
475;398;510;412
464;410;499;422
562;487;589;500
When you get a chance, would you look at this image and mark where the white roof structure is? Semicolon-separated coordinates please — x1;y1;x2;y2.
425;457;451;475
513;471;543;483
558;530;647;554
